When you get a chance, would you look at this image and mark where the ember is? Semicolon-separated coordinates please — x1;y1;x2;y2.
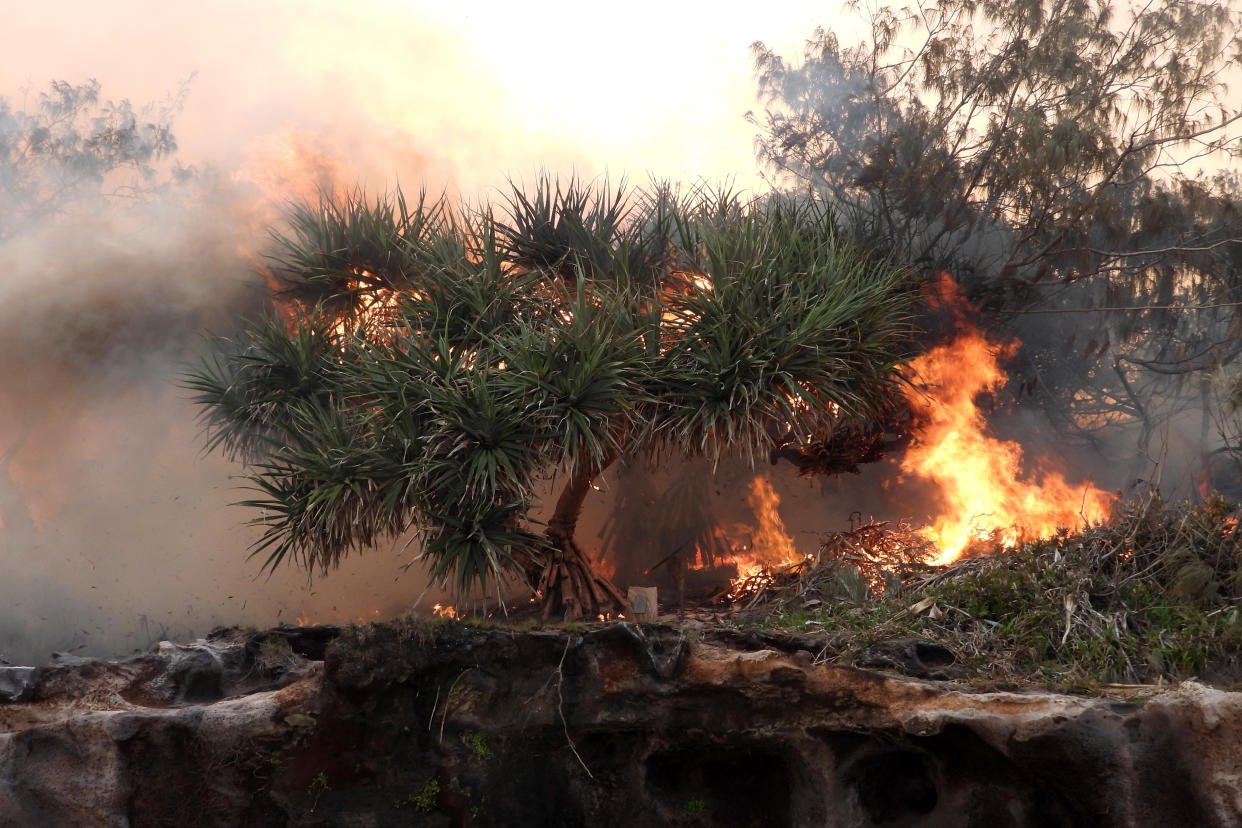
707;520;935;611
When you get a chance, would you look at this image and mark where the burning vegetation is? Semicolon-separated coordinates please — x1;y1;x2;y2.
900;304;1116;565
745;495;1242;687
611;274;1121;611
189;176;915;619
5;0;1241;681
188;169;1145;625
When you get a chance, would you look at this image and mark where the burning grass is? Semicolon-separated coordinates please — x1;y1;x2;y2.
743;495;1242;688
382;493;1242;691
715;518;937;608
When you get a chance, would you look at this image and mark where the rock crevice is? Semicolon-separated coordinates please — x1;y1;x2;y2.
1;621;1240;826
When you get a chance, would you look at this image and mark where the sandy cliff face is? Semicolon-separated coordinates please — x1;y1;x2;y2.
1;622;1240;827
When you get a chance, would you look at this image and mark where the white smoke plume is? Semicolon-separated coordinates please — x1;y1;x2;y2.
0;1;839;664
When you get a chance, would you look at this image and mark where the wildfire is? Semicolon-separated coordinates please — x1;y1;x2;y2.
901;329;1115;565
284;263;1117;609
707;475;804;601
325;274;403;345
693;275;1118;601
745;476;798;565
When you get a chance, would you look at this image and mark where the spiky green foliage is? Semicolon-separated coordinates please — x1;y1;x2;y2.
190;177;913;595
661;195;908;458
269;187;461;318
496;173;674;288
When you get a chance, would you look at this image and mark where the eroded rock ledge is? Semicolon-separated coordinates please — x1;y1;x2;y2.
2;621;1241;826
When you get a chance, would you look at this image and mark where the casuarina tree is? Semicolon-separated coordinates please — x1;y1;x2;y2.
0;77;195;240
188;177;913;617
750;0;1242;475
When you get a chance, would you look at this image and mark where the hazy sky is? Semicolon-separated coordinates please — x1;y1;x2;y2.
2;0;859;191
0;1;867;663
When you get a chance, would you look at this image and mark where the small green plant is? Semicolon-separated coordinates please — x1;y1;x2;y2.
466;730;494;761
413;777;440;812
682;798;707;816
307;770;330;814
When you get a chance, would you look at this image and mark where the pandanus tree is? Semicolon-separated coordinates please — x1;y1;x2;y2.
188;176;913;618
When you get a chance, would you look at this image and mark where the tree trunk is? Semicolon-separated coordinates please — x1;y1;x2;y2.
536;450;629;620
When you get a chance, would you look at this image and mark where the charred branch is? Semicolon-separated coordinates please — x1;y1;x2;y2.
769;406;916;477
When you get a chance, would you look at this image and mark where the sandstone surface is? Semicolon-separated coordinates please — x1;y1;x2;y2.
1;621;1238;826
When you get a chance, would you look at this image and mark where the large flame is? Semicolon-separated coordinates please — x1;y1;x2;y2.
688;474;803;600
698;276;1118;599
745;475;797;566
901;329;1115;565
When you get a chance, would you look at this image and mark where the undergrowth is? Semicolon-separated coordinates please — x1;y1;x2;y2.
754;495;1242;688
332;496;1242;692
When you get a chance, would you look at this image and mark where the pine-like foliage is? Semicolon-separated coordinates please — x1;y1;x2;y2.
188;176;913;599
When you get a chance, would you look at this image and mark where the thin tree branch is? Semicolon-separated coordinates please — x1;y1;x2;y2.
1010;301;1242;315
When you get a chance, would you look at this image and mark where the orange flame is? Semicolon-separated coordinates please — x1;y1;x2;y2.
745;475;797;566
432;603;457;619
1197;471;1212;500
593;552;617;581
710;475;803;599
901;329;1115;565
322;273;403;346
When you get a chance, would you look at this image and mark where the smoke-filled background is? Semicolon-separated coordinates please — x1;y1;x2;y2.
4;1;1235;664
0;1;858;664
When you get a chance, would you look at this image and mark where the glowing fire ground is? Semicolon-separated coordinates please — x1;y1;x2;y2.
901;330;1115;565
698;326;1116;599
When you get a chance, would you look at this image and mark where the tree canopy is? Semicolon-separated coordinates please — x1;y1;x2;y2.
0;77;195;240
750;0;1242;477
188;178;913;613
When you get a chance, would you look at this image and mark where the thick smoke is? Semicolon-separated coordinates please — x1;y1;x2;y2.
0;8;495;665
0;161;462;664
6;1;1221;666
1;1;823;664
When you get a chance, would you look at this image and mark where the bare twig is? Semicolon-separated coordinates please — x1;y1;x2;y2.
438;668;473;745
555;635;593;779
427;683;441;733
